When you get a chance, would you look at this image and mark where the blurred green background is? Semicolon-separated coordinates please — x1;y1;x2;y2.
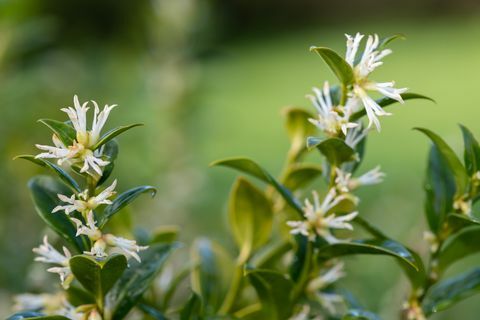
1;0;480;318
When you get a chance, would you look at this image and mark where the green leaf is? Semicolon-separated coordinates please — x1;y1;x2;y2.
180;293;203;320
460;124;480;176
422;267;480;315
307;137;356;166
104;243;179;320
15;155;81;192
7;314;70;320
92;123;143;150
66;286;96;306
99;185;157;228
350;93;434;121
138;304;167;320
211;157;303;216
343;309;381;320
399;249;427;289
191;238;234;313
151;225;180;244
283;163;323;191
446;213;480;234
310;46;354;85
378;33;406;49
415;128;469;197
97;139;119;186
282;107;316;159
38;119;76;146
438;226;480;272
28;176;88;252
424;145;456;232
317;239;419;272
70;254;127;301
247;269;294;320
229;178;273;261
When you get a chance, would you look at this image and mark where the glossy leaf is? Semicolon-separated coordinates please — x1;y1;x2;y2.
99;185;157;228
104;243;179;320
438;226;480;272
211;157;303;216
310;46;354;85
97;139;119;186
317;239;419;271
424;145;456;232
38;119;76;146
28;176;87;252
422;267;480;315
415;128;469;197
92;123;143;150
70;254;127;300
446;213;480;234
66;286;96;306
229;178;273;261
343;309;381;320
307;137;356;166
350;93;434;121
16;155;81;192
283;163;323;191
247;269;294;320
460;125;480;176
282;107;316;159
138;304;167;320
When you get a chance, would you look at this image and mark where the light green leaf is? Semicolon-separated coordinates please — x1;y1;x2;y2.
247;269;294;320
310;46;354;85
307;137;356;166
415;128;469;198
38;119;76;146
28;176;88;252
438;226;480;272
99;185;157;228
92;123;143;150
283;163;323;191
422;267;480;315
104;243;179;320
211;157;303;216
16;155;81;192
282;107;316;159
460;124;480;176
378;33;406;49
69;254;127;301
229;178;273;261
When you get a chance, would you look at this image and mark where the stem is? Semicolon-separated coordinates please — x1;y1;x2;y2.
340;84;348;106
218;262;244;315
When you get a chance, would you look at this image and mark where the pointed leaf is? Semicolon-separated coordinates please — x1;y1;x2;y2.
310;47;354;85
16;155;81;192
70;254;127;300
99;186;157;228
97;139;119;186
104;243;179;320
378;33;406;49
460;125;480;176
446;213;480;234
283;163;322;191
28;176;88;252
92;123;143;150
307;137;356;165
282;107;316;159
422;267;480;315
211;158;303;216
180;293;203;320
229;178;273;261
38;119;76;146
438;226;480;272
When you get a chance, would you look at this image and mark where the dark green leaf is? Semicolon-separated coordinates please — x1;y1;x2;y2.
424;145;456;232
16;155;81;192
180;293;203;320
247;269;294;320
350;93;434;121
38;119;76;146
138;303;167;320
438;226;480;272
210;158;303;216
104;243;179;320
307;137;356;166
92;123;143;150
422;267;480;315
283;163;322;191
99;186;157;228
97;139;119;186
66;286;96;306
310;47;354;85
446;213;480;234
70;254;127;300
317;239;419;272
399;249;427;289
343;309;381;320
460;125;480;176
229;178;273;261
28;176;88;252
151;225;180;244
415;128;469;198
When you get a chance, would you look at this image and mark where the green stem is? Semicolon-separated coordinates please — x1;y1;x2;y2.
252;240;293;268
218;262;244;315
340;84;348;106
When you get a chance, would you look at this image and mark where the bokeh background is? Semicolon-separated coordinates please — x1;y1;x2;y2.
1;0;480;318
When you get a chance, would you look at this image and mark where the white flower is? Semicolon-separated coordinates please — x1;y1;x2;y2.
423;231;439;253
345;33;408;131
105;234;148;263
71;211;102;240
287;190;358;242
307;262;346;293
403;300;426;320
344;125;368;149
307;82;358;136
53;180;117;215
314;292;345;315
335;167;384;192
453;195;472;216
35;95;116;176
47;266;74;289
